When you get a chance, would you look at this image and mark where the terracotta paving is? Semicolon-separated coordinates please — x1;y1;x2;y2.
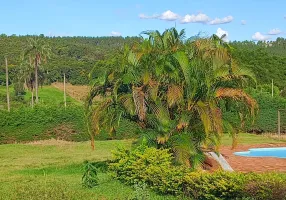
220;144;286;172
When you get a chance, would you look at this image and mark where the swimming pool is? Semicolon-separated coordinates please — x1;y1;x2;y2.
234;147;286;158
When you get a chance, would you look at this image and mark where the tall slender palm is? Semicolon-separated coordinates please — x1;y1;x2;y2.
86;28;257;168
23;37;51;103
17;59;36;107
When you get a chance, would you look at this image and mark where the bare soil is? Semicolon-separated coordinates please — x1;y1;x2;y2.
26;138;76;146
52;82;90;102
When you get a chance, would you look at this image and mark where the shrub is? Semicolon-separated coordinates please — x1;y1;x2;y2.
183;171;245;200
82;161;99;188
129;182;150;200
110;145;286;200
109;144;187;195
244;173;286;200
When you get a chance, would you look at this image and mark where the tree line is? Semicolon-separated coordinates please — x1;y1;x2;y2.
0;34;286;89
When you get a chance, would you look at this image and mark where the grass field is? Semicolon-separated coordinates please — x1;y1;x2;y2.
0;140;180;200
221;132;286;146
0;134;285;199
0;85;80;107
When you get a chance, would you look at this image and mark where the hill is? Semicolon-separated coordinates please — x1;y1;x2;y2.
0;34;140;85
0;35;285;88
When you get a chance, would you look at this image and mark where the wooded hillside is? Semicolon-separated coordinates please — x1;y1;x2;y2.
0;35;285;88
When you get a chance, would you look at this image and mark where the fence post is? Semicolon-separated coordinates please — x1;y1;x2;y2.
64;73;67;109
5;57;10;112
278;110;281;137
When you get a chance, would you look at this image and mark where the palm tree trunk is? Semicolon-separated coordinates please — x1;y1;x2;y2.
5;57;10;112
35;56;39;104
91;135;95;150
31;89;34;108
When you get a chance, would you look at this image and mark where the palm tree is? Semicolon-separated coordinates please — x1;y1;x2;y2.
23;37;51;103
86;28;257;168
18;59;36;107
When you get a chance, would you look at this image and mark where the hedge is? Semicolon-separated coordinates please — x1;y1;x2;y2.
109;145;286;200
224;89;286;133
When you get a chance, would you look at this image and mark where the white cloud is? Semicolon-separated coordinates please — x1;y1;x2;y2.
216;28;229;42
181;13;210;24
268;28;282;35
111;31;121;37
252;32;271;41
139;10;179;21
159;10;180;21
241;20;246;25
209;16;234;25
139;11;235;25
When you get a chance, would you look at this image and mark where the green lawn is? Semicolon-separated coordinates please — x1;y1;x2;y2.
25;86;80;105
0;134;285;199
0;85;80;108
221;133;286;146
0;140;178;200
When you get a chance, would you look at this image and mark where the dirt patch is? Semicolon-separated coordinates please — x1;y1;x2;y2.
52;82;103;102
52;82;90;102
39;123;78;141
220;143;286;172
203;156;221;171
26;138;76;146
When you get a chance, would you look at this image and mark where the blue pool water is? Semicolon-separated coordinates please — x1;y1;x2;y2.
234;147;286;158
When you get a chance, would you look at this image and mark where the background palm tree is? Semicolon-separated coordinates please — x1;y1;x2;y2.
23;37;51;103
19;59;36;107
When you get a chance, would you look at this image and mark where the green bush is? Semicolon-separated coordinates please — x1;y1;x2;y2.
244;173;286;200
110;146;286;199
82;161;99;188
109;145;187;195
224;88;286;133
183;171;246;200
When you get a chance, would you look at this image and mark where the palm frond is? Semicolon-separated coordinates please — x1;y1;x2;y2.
215;88;258;115
167;84;183;107
132;86;146;121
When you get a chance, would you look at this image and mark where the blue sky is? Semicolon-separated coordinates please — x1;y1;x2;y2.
0;0;285;41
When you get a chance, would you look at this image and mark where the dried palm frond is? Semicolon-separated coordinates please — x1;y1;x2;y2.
132;86;146;121
167;84;183;107
119;94;136;115
215;88;258;115
148;80;159;101
157;133;170;144
91;98;113;134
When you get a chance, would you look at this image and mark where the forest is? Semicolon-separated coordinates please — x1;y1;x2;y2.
0;34;286;88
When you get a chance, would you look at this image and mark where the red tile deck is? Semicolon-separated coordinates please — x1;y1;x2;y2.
220;144;286;172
